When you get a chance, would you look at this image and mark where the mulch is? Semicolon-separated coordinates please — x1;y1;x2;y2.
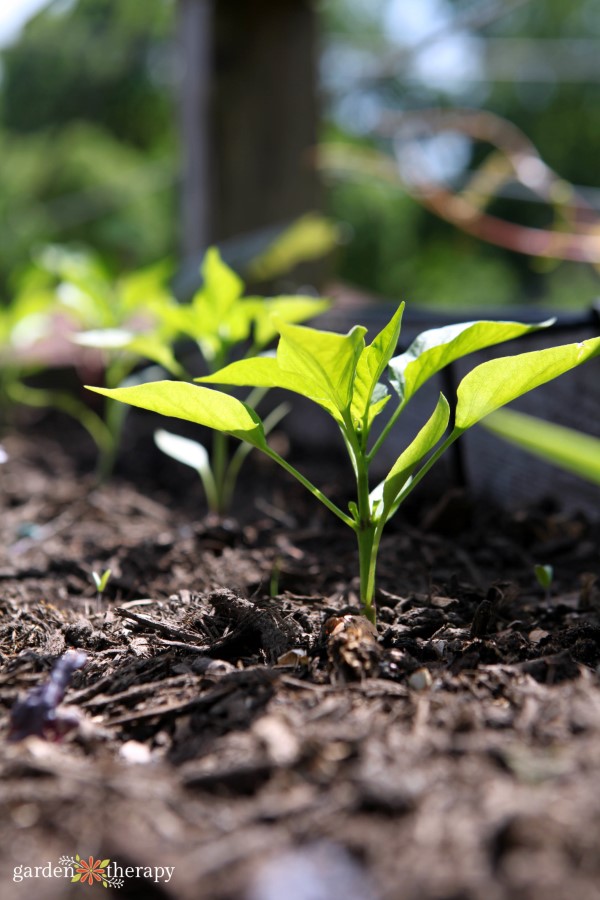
1;416;600;900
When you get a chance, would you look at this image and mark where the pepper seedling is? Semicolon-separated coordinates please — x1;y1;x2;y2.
534;563;554;599
87;304;600;623
91;568;112;595
76;247;328;510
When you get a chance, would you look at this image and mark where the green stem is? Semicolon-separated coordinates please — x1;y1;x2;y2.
366;397;407;463
357;519;384;623
388;428;463;517
221;400;290;513
264;446;355;528
342;409;380;621
211;431;229;515
356;524;376;623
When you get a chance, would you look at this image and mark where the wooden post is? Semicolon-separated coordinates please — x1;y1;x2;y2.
178;0;213;258
178;0;319;258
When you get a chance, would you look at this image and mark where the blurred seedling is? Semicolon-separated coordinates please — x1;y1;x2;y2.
91;568;112;613
534;564;554;599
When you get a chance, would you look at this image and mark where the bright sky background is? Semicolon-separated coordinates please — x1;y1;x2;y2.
0;0;50;47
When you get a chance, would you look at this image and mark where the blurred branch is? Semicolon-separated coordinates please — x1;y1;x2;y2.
318;108;600;264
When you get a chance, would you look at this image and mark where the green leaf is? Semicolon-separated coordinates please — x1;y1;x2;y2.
277;320;366;416
388;318;554;404
92;569;111;593
202;247;244;313
381;393;450;514
534;564;554;590
99;859;111;869
351;302;404;429
186;249;247;359
124;336;185;378
198;355;345;423
87;381;267;448
246;213;339;281
481;407;600;486
118;260;173;313
364;383;391;429
71;874;82;883
456;337;600;430
251;296;331;348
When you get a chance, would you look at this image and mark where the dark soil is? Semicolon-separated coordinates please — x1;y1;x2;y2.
2;416;600;900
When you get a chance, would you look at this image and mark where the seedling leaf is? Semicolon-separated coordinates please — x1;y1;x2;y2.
92;569;112;593
381;393;450;515
534;564;554;590
251;296;331;347
87;381;267;448
352;302;404;428
277;320;366;415
481;407;600;486
388;319;554;404
456;338;600;429
198;355;342;421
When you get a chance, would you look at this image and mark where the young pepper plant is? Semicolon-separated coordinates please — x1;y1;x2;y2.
67;246;328;499
149;247;329;514
87;307;600;622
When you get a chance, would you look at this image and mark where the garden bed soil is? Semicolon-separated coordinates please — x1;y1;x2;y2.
1;418;600;900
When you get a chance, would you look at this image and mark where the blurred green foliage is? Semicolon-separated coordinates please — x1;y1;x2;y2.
0;0;177;295
0;0;599;310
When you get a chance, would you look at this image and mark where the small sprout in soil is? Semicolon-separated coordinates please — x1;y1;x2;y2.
91;568;112;594
534;564;554;595
9;650;87;741
91;568;112;614
87;304;600;623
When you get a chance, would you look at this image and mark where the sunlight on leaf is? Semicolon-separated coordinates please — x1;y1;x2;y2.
87;381;267;448
352;302;404;429
389;318;554;404
456;338;600;429
277;320;366;415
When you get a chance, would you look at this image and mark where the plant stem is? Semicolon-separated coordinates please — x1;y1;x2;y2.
211;431;229;515
343;409;380;621
389;429;463;516
356;523;376;623
366;397;407;463
264;446;355;528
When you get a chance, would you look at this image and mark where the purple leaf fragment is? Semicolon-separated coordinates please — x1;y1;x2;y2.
9;651;87;742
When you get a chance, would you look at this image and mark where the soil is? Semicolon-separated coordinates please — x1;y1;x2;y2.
2;413;600;900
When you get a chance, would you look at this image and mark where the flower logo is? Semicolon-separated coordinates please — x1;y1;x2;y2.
73;856;108;886
59;854;123;889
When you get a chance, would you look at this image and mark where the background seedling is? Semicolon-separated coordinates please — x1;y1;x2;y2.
534;563;554;599
74;246;328;509
87;306;600;622
91;568;112;613
481;408;600;487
